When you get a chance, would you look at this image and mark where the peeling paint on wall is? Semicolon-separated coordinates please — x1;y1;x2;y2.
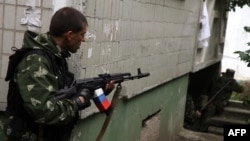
104;24;111;38
103;20;119;41
20;0;41;31
20;8;41;30
155;42;161;46
52;0;87;14
87;48;92;58
71;0;87;14
84;31;96;59
85;31;96;42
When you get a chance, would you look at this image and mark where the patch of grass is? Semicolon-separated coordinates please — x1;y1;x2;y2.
230;80;250;101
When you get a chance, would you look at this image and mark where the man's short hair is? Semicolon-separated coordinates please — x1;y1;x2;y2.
49;7;88;37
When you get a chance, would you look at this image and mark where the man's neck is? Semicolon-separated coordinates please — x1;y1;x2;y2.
51;36;66;52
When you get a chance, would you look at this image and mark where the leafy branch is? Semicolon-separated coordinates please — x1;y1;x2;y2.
234;26;250;66
226;0;250;11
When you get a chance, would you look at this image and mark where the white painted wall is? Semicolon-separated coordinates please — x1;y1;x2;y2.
222;6;250;80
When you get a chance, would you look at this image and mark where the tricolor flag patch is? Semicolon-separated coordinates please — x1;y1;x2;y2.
93;88;111;113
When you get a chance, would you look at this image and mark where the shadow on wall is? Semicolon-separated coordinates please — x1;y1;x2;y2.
188;62;221;105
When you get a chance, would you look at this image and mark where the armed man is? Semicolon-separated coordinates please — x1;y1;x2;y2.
199;68;244;132
3;7;150;141
3;7;115;141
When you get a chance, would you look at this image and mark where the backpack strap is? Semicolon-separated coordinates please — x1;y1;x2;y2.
5;47;53;81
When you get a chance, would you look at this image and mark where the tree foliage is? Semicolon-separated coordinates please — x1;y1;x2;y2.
226;0;250;120
226;0;250;11
227;1;250;66
234;26;250;66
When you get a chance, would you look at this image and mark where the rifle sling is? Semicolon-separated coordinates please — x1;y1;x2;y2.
200;80;232;112
96;85;122;141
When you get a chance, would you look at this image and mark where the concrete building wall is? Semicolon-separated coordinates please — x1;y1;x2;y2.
69;75;188;141
0;0;201;112
0;0;227;140
192;0;226;72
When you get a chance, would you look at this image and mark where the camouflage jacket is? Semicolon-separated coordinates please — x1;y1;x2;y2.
4;31;79;140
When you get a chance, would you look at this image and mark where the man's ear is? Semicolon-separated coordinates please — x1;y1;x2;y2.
65;31;73;41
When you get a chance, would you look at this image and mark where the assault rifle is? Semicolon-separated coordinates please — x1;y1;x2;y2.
55;68;150;115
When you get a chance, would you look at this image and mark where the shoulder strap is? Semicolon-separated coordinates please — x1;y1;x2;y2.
5;46;74;89
5;47;52;81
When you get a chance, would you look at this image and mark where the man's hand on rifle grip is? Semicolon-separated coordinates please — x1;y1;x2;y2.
73;89;91;110
104;80;115;95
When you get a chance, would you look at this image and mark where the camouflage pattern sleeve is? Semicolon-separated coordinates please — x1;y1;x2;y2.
16;54;78;125
231;79;244;93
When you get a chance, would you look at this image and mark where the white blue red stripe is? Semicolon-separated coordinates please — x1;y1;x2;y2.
93;88;111;112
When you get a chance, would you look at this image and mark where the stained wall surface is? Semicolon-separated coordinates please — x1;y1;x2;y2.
0;0;227;140
0;0;201;105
